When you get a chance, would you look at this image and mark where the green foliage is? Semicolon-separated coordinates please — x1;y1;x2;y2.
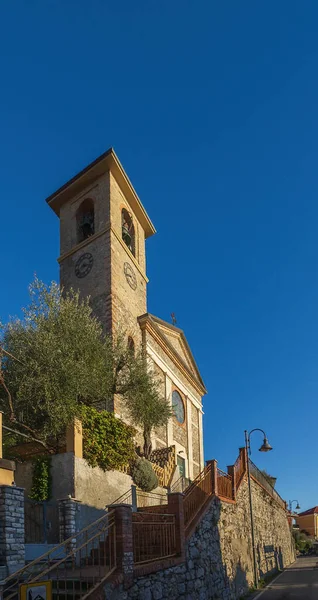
0;278;114;444
0;277;169;453
2;431;20;460
29;456;52;501
293;529;314;553
81;406;135;471
131;457;158;492
124;357;172;458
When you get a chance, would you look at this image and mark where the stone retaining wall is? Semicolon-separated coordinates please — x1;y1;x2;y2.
105;477;295;600
0;485;25;576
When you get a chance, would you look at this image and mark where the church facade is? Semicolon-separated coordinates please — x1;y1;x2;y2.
47;149;206;479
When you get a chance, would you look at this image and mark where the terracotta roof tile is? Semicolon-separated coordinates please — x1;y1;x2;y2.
298;506;318;516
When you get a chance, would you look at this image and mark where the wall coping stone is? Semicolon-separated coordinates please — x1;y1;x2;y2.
0;459;16;472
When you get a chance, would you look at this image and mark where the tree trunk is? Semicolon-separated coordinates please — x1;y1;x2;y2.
143;426;152;459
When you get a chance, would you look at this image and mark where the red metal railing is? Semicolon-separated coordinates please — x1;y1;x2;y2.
132;512;176;564
217;468;233;500
183;463;212;529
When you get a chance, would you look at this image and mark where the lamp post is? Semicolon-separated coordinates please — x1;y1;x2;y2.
289;500;300;512
288;500;300;533
245;429;273;589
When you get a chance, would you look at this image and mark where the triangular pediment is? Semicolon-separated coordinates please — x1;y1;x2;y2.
138;313;206;395
155;322;196;374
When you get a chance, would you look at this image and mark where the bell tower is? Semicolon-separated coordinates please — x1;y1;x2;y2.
46;148;156;340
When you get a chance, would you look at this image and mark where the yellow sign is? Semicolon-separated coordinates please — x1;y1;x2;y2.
20;580;52;600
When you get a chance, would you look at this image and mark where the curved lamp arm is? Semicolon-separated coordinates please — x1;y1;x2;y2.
245;428;272;455
248;428;267;438
289;499;300;511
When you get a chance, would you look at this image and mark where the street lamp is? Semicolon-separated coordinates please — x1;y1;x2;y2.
289;499;300;512
245;429;273;589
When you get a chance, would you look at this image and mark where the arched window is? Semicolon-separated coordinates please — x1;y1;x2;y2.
172;390;185;424
122;208;135;256
76;199;95;243
127;336;135;356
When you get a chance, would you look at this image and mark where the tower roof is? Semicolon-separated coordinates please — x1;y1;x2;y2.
46;147;156;239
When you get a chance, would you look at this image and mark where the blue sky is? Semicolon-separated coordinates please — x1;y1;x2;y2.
1;0;318;510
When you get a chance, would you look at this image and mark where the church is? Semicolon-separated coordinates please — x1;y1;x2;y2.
47;148;206;480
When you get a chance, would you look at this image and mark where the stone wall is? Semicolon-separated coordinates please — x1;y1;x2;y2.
0;485;25;576
107;477;295;600
16;452;75;499
74;456;133;509
16;453;133;509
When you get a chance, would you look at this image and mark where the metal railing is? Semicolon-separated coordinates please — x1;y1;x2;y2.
183;463;212;529
107;487;132;506
25;499;59;544
249;459;286;509
2;511;116;600
136;490;168;508
170;475;192;494
217;468;233;500
132;512;176;564
106;486;168;511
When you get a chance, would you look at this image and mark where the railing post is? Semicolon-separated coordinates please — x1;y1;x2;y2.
58;497;80;553
227;465;236;500
206;459;218;496
167;493;185;559
109;504;134;587
131;485;137;512
239;446;247;473
66;418;83;458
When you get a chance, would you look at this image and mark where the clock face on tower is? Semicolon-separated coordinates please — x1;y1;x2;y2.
75;253;94;278
124;262;137;290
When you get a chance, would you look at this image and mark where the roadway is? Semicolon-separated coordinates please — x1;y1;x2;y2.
254;556;318;600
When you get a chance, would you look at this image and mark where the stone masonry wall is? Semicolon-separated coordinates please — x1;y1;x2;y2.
0;485;25;576
109;477;295;600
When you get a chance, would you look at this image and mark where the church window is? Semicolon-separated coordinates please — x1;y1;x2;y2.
172;390;185;424
122;208;135;256
77;199;95;243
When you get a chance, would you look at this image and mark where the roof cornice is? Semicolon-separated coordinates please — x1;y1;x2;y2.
46;148;156;239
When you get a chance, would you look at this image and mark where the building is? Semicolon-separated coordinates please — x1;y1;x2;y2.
295;507;318;538
47;148;206;480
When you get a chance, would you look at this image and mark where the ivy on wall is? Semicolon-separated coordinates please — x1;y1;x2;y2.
29;456;52;501
81;406;136;471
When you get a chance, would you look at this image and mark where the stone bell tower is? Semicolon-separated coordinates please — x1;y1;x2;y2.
46;148;156;341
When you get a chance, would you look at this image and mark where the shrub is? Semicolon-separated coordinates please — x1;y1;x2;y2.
131;457;158;492
81;406;136;471
293;529;314;554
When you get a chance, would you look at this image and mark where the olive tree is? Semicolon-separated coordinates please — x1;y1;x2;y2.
0;277;171;455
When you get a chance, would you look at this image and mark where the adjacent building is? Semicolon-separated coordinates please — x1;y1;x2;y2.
295;507;318;538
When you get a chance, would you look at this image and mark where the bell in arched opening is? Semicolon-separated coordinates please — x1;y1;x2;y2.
122;208;135;256
77;199;95;243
